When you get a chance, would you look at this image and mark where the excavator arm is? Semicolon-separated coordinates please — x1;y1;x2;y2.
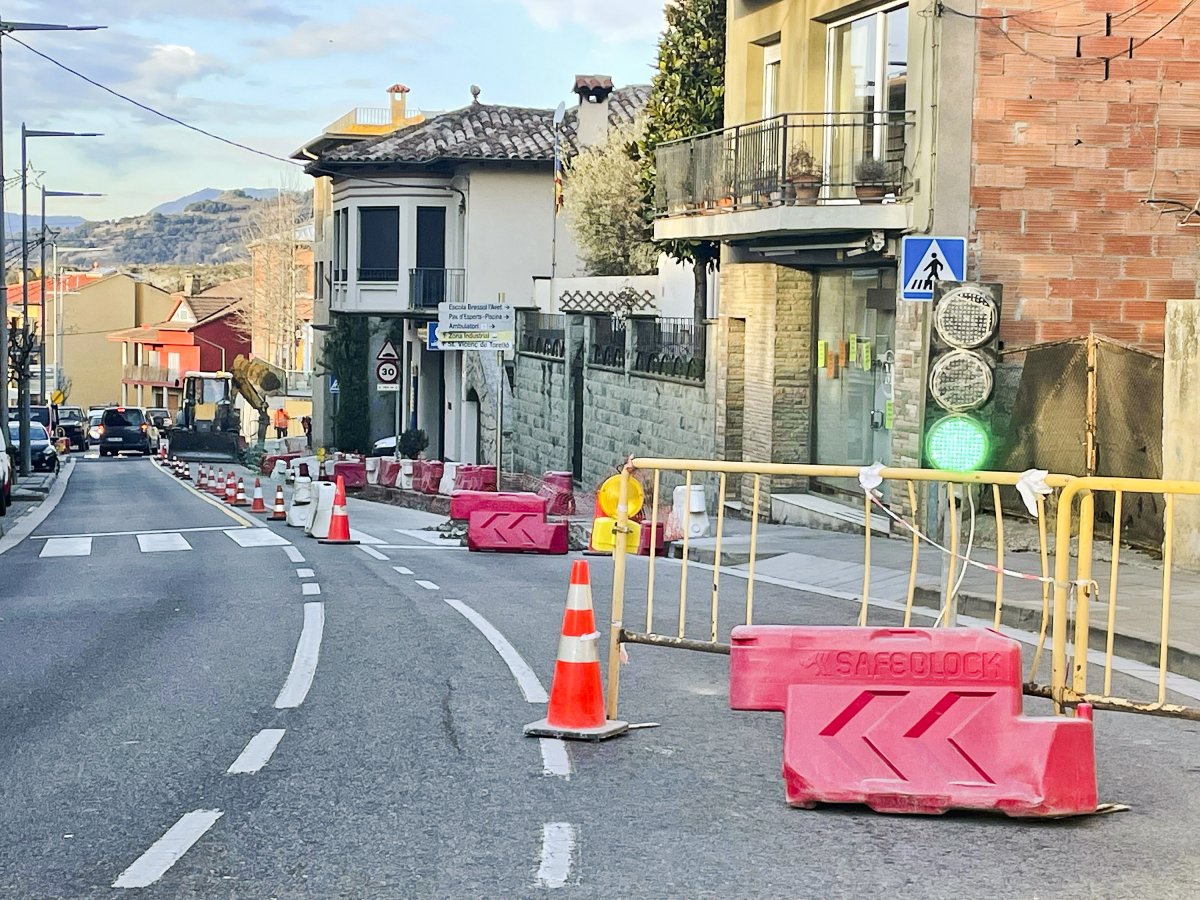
230;355;281;446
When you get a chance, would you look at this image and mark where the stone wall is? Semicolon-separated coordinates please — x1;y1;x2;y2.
511;351;568;477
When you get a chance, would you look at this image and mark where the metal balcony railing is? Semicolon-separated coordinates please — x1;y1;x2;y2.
653;110;915;216
409;267;465;310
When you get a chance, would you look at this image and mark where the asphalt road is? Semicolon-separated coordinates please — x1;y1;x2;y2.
2;456;1199;898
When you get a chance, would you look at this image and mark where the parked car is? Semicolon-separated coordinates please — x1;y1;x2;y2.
144;407;167;453
0;440;11;516
87;412;103;447
98;406;151;457
55;405;88;451
7;421;60;472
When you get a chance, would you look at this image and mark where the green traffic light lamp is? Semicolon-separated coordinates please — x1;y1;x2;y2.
925;414;991;472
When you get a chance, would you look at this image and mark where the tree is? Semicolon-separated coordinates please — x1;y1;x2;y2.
564;122;658;277
635;0;726;351
235;189;307;375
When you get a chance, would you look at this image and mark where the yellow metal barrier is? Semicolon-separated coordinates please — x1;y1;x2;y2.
603;458;1082;722
1049;476;1200;720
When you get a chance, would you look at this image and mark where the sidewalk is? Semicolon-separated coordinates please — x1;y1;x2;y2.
678;513;1200;680
0;467;60;538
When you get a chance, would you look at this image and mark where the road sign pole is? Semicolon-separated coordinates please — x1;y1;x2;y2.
495;349;503;488
394;384;401;460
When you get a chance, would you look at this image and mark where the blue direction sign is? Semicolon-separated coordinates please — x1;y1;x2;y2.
900;236;966;301
427;322;443;351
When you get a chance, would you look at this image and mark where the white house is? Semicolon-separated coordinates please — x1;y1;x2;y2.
304;76;648;462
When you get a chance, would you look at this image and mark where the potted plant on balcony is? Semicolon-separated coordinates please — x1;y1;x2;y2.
854;157;897;203
785;144;821;205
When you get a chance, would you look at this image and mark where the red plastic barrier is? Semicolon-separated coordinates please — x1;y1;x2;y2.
467;510;569;554
376;458;401;488
729;626;1097;817
452;465;498;492
539;471;576;516
452;464;476;492
637;520;666;556
450;491;547;522
333;461;367;489
261;452;301;475
412;460;444;494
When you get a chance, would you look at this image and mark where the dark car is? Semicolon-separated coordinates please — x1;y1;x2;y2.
7;421;59;472
98;406;151;457
55;406;88;452
87;412;103;447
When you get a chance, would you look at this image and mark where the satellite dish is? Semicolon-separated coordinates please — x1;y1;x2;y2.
553;101;566;126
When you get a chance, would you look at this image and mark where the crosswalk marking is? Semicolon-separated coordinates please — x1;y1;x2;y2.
40;537;92;558
137;532;192;553
224;529;290;548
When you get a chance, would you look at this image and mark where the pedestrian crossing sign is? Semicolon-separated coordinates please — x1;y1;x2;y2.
900;236;966;300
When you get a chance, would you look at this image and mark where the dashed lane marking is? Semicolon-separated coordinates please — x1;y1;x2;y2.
392;566;413;575
39;537;92;557
296;568;315;578
539;738;572;778
149;460;260;528
274;602;324;709
536;822;577;889
226;729;286;774
224;529;290;548
415;580;439;591
136;532;192;553
359;545;389;561
112;809;224;889
283;546;306;563
301;583;321;596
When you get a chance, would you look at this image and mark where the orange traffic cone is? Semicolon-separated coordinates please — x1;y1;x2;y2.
524;561;629;741
250;478;267;513
319;475;359;544
212;468;226;495
158;445;167;464
225;473;236;504
196;466;207;490
269;484;287;520
233;478;249;507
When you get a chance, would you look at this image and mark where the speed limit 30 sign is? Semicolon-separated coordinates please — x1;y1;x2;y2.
376;360;400;391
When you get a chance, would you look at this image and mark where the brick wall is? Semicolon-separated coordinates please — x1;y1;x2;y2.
971;1;1200;350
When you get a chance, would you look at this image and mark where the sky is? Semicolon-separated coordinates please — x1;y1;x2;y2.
1;0;665;222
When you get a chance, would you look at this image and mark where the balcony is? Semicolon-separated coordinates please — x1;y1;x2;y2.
326;106;395;133
653;111;915;243
123;364;178;385
409;267;465;311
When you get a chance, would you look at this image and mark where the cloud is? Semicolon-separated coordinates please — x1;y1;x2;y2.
10;0;306;27
515;0;665;42
256;5;445;59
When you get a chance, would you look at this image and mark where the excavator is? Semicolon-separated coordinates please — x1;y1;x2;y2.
168;355;281;462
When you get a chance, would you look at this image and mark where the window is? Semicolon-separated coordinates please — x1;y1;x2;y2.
826;3;909;189
102;408;145;427
762;41;781;119
333;209;348;282
358;206;400;281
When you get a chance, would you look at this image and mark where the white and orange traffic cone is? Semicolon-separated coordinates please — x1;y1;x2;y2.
180;461;192;481
269;484;287;521
212;468;226;496
232;478;249;507
524;560;629;741
196;466;207;490
208;466;219;493
250;478;267;513
319;475;359;544
158;445;167;464
225;473;237;504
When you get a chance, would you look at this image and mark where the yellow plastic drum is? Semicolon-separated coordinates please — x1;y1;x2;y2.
597;473;644;519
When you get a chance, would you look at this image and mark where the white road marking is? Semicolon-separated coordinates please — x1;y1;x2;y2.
225;528;290;548
416;580;439;591
150;460;262;528
374;544;468;551
348;528;384;544
539;738;572;778
394;528;450;545
0;457;75;556
137;532;192;553
301;582;321;596
226;729;286;774
536;822;577;889
392;566;413;575
296;568;315;578
39;537;92;558
34;525;238;539
274;602;324;709
359;545;389;561
112;809;224;889
439;597;548;703
284;546;306;563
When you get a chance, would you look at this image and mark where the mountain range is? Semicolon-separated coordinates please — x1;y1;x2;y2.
149;187;280;215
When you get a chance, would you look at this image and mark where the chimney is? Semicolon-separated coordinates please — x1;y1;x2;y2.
184;273;198;295
573;75;614;148
387;83;410;125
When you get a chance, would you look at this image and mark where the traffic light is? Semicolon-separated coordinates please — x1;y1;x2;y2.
924;282;1002;471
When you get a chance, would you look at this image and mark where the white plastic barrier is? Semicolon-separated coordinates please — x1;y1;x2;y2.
672;484;711;539
365;457;381;485
400;459;414;490
287;476;313;528
305;481;336;539
439;462;460;497
270;459;289;483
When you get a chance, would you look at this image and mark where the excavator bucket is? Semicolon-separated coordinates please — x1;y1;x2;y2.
168;429;244;463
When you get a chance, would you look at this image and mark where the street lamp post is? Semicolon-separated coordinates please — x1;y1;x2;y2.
40;189;102;405
0;16;103;462
18;125;100;474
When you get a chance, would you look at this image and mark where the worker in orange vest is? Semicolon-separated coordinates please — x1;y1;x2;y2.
273;406;291;439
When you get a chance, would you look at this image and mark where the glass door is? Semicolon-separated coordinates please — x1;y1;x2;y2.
813;267;897;496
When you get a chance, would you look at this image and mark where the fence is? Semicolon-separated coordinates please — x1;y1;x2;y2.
601;458;1200;726
588;317;625;369
632;317;704;382
517;312;566;358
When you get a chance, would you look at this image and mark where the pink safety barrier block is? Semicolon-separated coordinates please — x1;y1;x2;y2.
467;510;569;554
333;461;367;489
538;471;576;517
376;458;401;488
730;626;1098;817
450;491;547;522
